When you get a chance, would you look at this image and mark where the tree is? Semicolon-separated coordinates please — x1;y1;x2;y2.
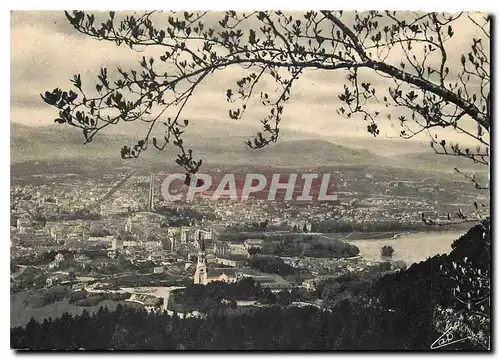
39;12;490;346
434;220;491;349
381;245;395;257
110;324;131;349
41;11;489;173
247;246;261;256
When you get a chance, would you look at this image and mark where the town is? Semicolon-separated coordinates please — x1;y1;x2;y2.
10;162;486;325
160;172;338;202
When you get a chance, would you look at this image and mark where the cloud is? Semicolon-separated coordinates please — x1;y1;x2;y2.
11;11;141;124
10;10;488;148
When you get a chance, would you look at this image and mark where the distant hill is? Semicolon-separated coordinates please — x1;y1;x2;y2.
329;136;430;156
10;120;307;160
10;122;488;174
10;122;386;167
402;151;487;172
217;139;388;167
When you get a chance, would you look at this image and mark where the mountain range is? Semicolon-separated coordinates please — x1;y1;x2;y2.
10;122;486;172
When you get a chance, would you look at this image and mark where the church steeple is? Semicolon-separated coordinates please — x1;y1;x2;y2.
200;231;205;252
194;231;207;285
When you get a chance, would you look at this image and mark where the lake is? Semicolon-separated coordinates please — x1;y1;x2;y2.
346;230;466;265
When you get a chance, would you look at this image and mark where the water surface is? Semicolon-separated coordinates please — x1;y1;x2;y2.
347;231;465;265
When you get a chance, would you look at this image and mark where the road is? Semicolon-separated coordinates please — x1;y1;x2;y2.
85;169;137;212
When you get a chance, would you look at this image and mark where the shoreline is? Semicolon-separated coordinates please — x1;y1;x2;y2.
345;229;466;242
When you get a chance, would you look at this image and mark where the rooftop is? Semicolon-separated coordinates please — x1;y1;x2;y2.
216;254;248;261
244;239;264;244
207;268;238;278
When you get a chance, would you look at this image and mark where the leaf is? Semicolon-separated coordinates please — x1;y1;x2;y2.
155;31;165;44
249;29;256;44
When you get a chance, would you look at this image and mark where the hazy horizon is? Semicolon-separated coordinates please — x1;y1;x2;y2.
11;10;487;147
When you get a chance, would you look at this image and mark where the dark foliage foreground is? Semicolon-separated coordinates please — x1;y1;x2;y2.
11;223;490;351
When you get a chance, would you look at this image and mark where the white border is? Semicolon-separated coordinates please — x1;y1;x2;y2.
6;1;498;11
2;1;498;359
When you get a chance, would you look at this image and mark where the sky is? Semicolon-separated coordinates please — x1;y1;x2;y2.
10;10;489;146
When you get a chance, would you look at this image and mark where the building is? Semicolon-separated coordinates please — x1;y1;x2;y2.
302;279;316;291
193;240;208;285
215;254;247;267
181;229;189;243
195;229;213;241
194;239;240;285
123;240;140;248
170;236;176;253
301;275;336;291
75;254;91;264
153;266;164;274
167;226;192;250
126;293;163;313
88;235;115;247
244;239;264;250
16;218;32;234
228;242;247;255
213;241;230;256
148;253;167;263
48;252;66;270
112;238;123;251
142;239;162;250
46;272;73;287
205;268;240;283
125;212;166;234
